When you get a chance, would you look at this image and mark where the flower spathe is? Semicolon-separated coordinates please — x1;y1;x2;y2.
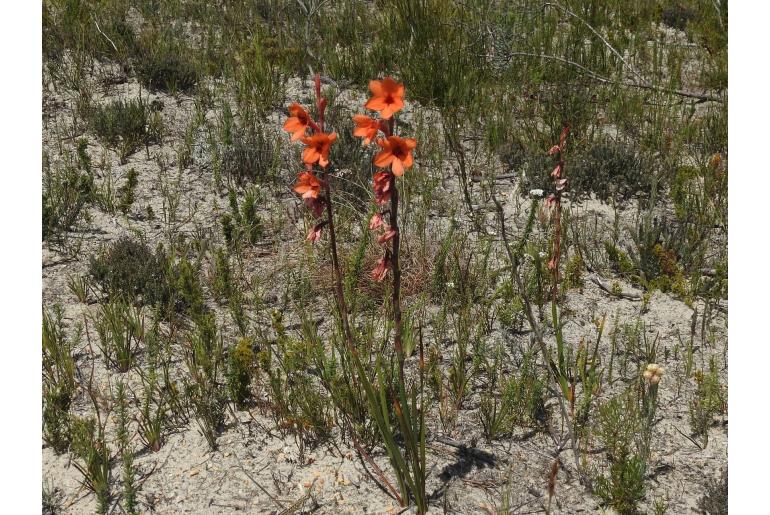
374;136;417;177
302;132;337;168
369;212;384;230
307;221;326;243
371;253;392;282
304;196;326;218
283;103;314;141
373;171;393;205
377;227;397;244
365;77;405;119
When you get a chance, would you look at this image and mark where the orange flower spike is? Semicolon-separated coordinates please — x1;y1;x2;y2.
353;115;381;145
374;136;417;176
283;103;315;141
301;132;337;168
365;77;405;119
293;172;324;199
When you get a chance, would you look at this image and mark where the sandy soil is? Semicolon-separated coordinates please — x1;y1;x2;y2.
42;64;727;514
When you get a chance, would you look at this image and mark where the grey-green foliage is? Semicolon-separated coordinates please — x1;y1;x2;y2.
135;28;199;93
219;117;281;185
519;138;652;202
88;99;161;160
698;468;727;515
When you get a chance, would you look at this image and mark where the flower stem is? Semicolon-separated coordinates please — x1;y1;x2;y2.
314;74;353;350
387;116;404;376
390;175;404;373
324;179;354;350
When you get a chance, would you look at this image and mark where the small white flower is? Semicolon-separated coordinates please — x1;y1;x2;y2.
529;188;544;198
445;281;455;289
538;251;547;259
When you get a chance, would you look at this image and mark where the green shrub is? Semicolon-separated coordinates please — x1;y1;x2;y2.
605;241;635;277
71;417;111;514
222;188;263;248
689;359;726;448
42;307;76;453
88;99;160;160
93;300;143;373
185;314;227;449
89;237;168;306
521;138;652;202
594;390;647;514
219;121;281;185
136;31;198;93
211;247;233;303
43;151;94;242
118;168;138;214
661;3;696;31
698;468;727;515
227;338;256;409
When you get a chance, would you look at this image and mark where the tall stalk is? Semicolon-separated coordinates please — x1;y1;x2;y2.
285;75;426;512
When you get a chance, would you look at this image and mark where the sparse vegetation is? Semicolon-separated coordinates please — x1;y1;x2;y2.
42;0;727;512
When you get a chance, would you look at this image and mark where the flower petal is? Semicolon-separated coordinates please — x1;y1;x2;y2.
374;150;394;168
391;158;404;176
366;97;388;111
368;80;383;96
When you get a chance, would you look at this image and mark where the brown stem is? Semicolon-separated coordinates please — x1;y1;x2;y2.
324;182;354;350
390;174;404;375
551;193;562;300
386;117;405;377
312;74;353;350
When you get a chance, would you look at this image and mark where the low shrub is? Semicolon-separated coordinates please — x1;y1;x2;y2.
87;99;161;160
520;138;652;202
136;31;198;93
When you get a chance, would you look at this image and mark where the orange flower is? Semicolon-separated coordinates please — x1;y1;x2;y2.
283;103;313;141
353;115;381;145
302;132;337;168
293;172;324;199
365;77;405;119
373;171;392;205
374;136;417;176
